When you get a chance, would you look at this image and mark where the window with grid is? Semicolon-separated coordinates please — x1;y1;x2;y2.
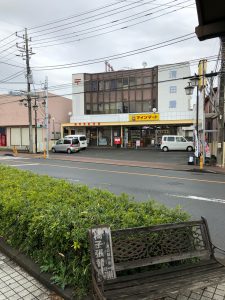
169;70;177;79
169;86;177;93
169;100;176;108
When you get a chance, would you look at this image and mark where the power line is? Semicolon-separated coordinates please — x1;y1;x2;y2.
32;2;194;48
0;70;25;83
29;0;150;35
31;0;192;45
0;32;16;44
0;60;24;69
33;33;195;70
0;44;16;55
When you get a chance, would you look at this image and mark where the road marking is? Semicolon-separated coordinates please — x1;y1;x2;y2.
9;163;40;167
168;194;225;204
34;162;225;185
0;156;29;160
68;179;80;182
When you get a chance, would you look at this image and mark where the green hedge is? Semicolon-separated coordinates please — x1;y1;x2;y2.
0;165;189;297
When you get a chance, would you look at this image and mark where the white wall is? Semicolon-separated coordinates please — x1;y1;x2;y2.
72;73;84;116
158;63;191;114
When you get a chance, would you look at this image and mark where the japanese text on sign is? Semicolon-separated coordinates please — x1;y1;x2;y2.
90;227;116;280
129;113;160;122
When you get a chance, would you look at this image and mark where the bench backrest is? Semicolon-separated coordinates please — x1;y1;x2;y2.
89;218;213;280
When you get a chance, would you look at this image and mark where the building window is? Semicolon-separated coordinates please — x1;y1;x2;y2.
86;104;91;115
98;81;104;91
136;102;142;112
129;101;136;113
110;102;116;113
93;104;98;113
117;78;123;89
84;81;91;92
91;81;98;91
105;80;110;90
92;93;97;103
136;77;142;88
143;77;151;88
143;102;149;112
169;100;176;108
104;103;110;114
110;91;116;102
169;70;177;79
123;102;129;113
129;77;136;89
129;90;135;101
98;103;104;113
143;89;151;100
111;79;117;90
170;86;177;93
123;77;129;89
136;90;142;101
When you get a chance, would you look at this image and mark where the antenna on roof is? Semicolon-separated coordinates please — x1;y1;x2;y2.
142;61;147;68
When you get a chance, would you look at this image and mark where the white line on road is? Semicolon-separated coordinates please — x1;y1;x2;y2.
0;156;29;160
68;179;80;182
168;194;225;204
9;163;40;167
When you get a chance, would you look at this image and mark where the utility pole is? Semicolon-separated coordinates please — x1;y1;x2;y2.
44;77;49;158
217;37;225;167
16;28;35;153
25;28;33;153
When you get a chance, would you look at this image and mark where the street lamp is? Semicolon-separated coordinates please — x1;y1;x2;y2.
185;75;200;164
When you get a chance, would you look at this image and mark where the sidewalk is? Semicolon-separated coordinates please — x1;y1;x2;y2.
0;251;52;300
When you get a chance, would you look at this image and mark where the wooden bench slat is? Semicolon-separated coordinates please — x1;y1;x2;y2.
105;260;221;288
104;266;225;299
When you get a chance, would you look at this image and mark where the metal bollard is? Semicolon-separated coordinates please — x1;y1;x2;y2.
43;149;47;159
13;146;18;156
199;154;203;170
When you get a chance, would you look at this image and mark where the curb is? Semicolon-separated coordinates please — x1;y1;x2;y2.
46;155;223;175
0;237;87;300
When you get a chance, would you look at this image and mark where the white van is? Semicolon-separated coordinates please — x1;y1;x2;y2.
64;135;87;149
160;135;193;152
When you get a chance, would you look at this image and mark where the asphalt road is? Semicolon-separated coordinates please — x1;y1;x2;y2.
1;152;225;250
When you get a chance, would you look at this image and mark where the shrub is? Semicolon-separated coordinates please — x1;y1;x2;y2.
0;165;189;296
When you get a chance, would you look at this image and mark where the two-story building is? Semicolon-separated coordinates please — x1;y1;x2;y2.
0;93;72;151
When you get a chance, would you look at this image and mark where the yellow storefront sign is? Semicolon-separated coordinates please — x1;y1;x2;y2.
129;113;160;122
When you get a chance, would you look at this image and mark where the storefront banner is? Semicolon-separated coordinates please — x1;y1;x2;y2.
129;113;160;122
194;129;199;157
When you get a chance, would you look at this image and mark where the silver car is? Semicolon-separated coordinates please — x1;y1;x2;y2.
52;138;80;154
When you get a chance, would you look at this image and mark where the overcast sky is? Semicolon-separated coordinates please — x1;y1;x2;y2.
0;0;221;97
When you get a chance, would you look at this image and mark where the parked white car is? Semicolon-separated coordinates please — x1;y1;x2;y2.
52;137;80;154
64;135;87;150
160;135;194;152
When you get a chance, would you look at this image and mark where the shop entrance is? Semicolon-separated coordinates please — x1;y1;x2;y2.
124;126;171;148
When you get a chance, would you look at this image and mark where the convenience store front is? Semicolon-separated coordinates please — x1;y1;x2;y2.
62;113;193;148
